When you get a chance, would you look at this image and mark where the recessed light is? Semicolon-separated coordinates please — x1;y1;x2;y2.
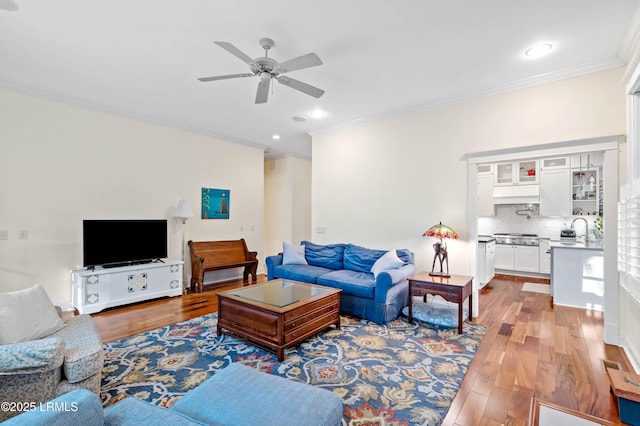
272;134;281;140
308;109;327;119
524;43;553;58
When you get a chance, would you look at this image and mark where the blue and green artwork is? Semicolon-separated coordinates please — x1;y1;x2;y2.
201;188;229;219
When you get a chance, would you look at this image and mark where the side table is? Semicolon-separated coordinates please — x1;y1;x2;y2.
408;272;473;334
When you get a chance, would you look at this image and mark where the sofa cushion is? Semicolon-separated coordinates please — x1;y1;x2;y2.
317;270;376;299
0;337;64;374
3;389;104;426
0;284;65;345
371;250;404;278
301;241;346;270
50;315;103;383
282;242;308;265
343;244;387;273
273;264;333;284
172;363;343;426
104;396;211;426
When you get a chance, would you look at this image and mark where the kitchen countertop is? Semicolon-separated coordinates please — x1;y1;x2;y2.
478;235;495;243
549;239;604;250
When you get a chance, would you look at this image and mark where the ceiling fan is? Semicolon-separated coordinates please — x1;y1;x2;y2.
198;37;324;104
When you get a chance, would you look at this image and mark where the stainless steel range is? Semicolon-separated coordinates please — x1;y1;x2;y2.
493;233;540;246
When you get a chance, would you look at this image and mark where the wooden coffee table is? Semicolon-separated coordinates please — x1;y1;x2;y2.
217;279;341;361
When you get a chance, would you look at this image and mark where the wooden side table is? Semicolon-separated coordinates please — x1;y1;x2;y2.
408;272;473;334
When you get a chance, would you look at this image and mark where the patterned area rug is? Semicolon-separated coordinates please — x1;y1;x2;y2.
101;314;486;425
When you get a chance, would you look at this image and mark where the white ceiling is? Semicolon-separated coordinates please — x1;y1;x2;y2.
1;1;639;159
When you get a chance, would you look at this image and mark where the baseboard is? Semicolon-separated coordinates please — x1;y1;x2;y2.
621;335;640;374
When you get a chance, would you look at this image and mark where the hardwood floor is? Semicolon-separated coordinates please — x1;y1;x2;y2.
87;274;630;425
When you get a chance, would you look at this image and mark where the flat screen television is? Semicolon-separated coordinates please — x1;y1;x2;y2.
83;219;168;268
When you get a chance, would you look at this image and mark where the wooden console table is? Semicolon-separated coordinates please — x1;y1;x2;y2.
407;272;473;334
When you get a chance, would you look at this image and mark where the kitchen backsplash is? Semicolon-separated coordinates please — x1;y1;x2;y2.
477;204;600;239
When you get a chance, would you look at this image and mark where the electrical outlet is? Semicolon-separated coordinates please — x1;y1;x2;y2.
0;230;7;240
240;226;244;232
19;230;28;240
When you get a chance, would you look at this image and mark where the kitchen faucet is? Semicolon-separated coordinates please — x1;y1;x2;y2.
571;217;589;240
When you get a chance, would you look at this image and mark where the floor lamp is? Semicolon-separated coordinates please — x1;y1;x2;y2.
175;199;194;292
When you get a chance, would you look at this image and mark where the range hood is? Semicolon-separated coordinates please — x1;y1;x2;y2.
492;185;540;205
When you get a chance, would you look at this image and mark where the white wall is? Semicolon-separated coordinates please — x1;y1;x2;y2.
264;156;311;257
312;67;626;276
0;87;264;305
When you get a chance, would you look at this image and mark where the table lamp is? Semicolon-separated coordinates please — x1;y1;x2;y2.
423;221;458;278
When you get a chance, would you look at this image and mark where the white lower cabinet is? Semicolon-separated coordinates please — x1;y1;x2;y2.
551;248;604;311
495;245;515;270
539;239;551;274
494;245;539;273
477;240;496;288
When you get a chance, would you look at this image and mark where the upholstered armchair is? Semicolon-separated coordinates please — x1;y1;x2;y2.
0;285;104;421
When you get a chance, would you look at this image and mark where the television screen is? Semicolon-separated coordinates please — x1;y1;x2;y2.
83;219;168;267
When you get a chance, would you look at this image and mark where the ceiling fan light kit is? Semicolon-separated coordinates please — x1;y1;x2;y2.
199;37;325;104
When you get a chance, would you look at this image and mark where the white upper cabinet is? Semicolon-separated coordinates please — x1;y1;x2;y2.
539;167;572;216
477;164;494;217
494;160;538;186
540;156;570;170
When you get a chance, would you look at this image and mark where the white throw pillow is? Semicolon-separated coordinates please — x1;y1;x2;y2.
0;284;65;345
371;250;404;278
282;242;308;265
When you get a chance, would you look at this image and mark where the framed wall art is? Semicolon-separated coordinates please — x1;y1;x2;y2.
201;188;230;219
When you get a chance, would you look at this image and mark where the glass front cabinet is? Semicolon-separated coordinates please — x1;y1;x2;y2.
494;160;538;186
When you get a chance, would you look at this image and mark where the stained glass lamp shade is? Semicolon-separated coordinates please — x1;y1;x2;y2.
423;222;458;277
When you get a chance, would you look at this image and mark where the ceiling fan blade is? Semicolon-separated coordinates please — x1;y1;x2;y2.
276;76;324;98
255;78;270;104
214;41;256;66
198;73;254;82
275;53;322;74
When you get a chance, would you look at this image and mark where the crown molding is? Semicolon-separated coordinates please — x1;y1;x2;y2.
0;81;269;152
310;58;624;137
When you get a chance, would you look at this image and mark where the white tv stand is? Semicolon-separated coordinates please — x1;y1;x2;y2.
71;259;183;314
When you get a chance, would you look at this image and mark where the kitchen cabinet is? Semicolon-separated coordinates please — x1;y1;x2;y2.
540;156;570;169
494;160;538;186
539;168;571;216
539;239;550;274
571;153;603;168
572;168;599;216
495;244;515;270
477;240;496;288
477;174;494;217
495;245;539;272
551;246;604;311
514;246;539;272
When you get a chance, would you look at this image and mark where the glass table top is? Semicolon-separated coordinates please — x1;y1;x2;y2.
228;280;329;308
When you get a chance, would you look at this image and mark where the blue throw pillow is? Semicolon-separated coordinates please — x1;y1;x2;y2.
343;244;387;273
301;241;345;270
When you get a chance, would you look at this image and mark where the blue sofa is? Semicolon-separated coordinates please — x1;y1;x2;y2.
4;363;344;426
266;241;415;324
